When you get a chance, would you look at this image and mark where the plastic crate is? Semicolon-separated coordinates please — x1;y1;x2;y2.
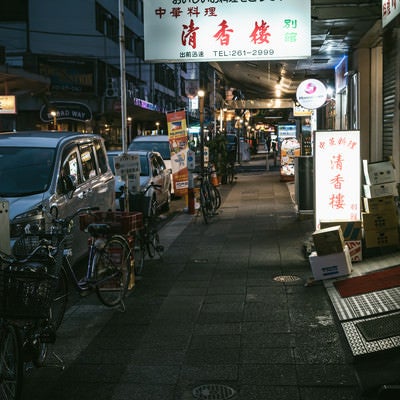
0;262;57;319
79;211;143;234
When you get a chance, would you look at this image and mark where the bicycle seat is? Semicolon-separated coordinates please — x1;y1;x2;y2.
87;223;111;236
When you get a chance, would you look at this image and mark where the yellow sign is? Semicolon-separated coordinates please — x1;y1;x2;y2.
0;95;16;114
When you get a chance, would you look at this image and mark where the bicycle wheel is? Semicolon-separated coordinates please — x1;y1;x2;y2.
133;232;145;276
146;226;161;258
227;165;235;184
211;184;221;210
0;324;22;400
49;266;68;331
95;235;131;307
200;184;211;224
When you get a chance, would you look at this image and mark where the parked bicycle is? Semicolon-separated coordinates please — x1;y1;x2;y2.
48;207;136;329
196;166;222;224
128;183;164;276
0;226;66;400
225;161;236;185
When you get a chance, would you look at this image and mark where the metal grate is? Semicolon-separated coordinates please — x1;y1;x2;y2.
192;384;237;400
273;275;301;283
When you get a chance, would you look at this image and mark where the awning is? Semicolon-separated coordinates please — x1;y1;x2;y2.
0;65;50;96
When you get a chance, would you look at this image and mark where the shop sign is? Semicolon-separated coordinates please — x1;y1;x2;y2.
296;79;327;110
40;101;92;122
144;0;311;62
0;95;16;114
382;0;400;27
314;130;361;229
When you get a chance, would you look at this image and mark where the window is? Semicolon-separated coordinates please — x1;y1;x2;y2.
79;144;97;180
94;140;108;174
59;149;82;194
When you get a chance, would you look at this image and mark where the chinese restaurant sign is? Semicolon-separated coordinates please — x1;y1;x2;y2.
166;110;189;196
314;131;360;229
382;0;400;27
144;0;311;62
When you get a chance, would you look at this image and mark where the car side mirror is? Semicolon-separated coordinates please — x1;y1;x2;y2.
57;174;76;196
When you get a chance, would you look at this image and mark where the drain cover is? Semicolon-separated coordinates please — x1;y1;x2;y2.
192;384;236;400
273;275;301;282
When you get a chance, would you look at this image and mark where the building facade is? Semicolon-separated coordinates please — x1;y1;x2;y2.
0;0;198;148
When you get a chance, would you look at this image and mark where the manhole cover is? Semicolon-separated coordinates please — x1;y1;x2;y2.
273;275;301;282
192;384;237;400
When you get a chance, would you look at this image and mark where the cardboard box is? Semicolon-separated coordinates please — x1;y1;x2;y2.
320;220;362;241
346;240;362;262
363;182;398;198
363;160;396;185
362;210;398;231
312;225;345;256
309;246;352;280
363;195;397;213
364;228;399;248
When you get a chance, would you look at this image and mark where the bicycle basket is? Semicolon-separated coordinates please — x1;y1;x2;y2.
129;193;152;217
12;233;56;260
0;261;57;319
79;211;143;234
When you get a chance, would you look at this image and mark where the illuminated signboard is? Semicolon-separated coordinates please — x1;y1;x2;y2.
382;0;400;27
0;96;16;114
314;130;360;229
144;0;311;62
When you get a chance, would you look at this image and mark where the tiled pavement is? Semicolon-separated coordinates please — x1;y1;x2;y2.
21;157;400;400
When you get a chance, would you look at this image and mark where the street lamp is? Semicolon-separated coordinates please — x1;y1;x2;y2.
198;90;205;172
50;110;57;130
156;121;160;135
127;117;132;143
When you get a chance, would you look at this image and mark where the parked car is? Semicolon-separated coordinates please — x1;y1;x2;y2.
107;150;172;214
0;131;115;264
128;135;175;194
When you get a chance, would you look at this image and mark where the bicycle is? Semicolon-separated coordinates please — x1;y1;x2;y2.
196;166;222;224
225;161;236;184
34;207;138;331
0;231;66;400
129;183;164;276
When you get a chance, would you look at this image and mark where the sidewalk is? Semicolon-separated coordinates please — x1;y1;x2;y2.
22;158;399;400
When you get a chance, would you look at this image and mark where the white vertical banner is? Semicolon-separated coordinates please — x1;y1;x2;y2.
314;131;361;229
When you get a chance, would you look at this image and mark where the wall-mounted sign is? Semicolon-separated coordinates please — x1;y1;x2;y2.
382;0;400;27
314;130;361;229
0;95;16;114
335;56;348;94
40;101;92;122
296;79;327;110
144;0;311;62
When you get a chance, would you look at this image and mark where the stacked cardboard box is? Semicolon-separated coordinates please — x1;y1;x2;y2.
320;220;362;262
362;160;399;249
309;226;352;280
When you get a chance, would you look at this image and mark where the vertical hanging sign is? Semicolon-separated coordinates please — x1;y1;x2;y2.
314;131;361;229
166;110;189;196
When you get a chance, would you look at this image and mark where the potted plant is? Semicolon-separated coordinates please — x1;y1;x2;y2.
208;133;228;184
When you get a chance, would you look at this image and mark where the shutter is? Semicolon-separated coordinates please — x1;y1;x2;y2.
382;29;398;159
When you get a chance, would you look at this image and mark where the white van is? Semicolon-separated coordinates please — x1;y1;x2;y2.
128;135;174;194
0;131;115;264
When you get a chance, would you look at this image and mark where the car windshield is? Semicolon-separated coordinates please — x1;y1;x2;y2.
108;154;149;177
128;140;170;160
0;147;56;197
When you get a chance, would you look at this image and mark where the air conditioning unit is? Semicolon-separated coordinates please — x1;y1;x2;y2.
105;77;120;97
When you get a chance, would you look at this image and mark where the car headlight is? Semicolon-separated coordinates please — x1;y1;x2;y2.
10;208;46;237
